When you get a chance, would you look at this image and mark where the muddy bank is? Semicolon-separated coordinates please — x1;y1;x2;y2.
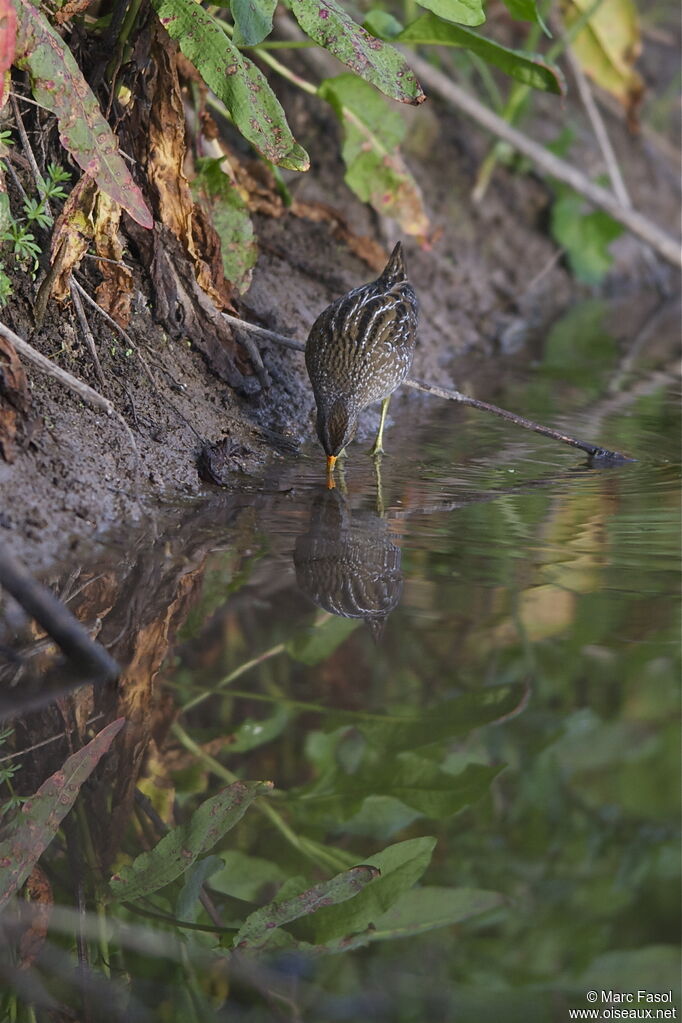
0;60;679;578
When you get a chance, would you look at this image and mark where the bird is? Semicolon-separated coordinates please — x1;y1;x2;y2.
294;488;403;642
305;242;419;487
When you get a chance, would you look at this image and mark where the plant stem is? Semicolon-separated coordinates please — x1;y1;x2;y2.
171;722;332;872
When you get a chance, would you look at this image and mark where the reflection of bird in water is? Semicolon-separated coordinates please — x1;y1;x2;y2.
305;243;419;487
293;489;403;641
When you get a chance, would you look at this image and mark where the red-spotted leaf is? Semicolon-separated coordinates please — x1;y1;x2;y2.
235;864;381;949
289;0;425;105
109;781;271;903
151;0;309;170
0;0;16;108
12;0;152;227
0;718;126;912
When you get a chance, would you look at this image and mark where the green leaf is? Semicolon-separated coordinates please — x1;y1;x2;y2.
348;683;527;752
0;719;125;912
397;14;565;94
367;885;505;941
286;615;359;665
230;0;276;45
551;193;623;284
176;854;224;922
289;0;424;105
13;0;152;227
235;863;380;948
308;837;436;944
293;754;500;821
415;0;485;28
225;704;290;753
319;74;429;237
363;9;403;39
109;781;269;902
193;157;258;293
151;0;309;169
501;0;550;35
208;850;287;902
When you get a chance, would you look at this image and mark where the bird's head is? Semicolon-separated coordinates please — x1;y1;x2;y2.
316;398;357;461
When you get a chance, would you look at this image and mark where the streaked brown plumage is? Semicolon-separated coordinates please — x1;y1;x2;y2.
294;488;403;641
305;242;418;483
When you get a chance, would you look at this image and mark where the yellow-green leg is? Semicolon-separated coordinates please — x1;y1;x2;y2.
369;396;391;457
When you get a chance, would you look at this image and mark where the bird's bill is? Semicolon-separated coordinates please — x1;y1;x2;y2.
326;454;337;489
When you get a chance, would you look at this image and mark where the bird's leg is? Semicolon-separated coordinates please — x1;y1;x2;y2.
369;396;391;457
326;454;337;489
374;454;385;517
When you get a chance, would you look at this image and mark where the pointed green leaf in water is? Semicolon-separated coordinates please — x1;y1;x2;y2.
225;703;290;753
415;0;484;27
208;850;288;902
0;719;125;912
230;0;277;45
366;885;504;941
289;0;425;105
318;74;429;237
309;837;435;943
397;14;565;94
294;755;500;821
501;0;549;34
176;854;225;922
109;781;269;903
234;863;380;948
193;157;258;293
151;0;309;170
551;192;623;285
13;0;153;227
286;616;359;665
339;682;527;752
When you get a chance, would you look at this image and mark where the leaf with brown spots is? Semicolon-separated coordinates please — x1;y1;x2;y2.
109;780;272;903
0;719;125;912
151;0;309;169
13;0;153;227
290;0;424;105
0;332;30;463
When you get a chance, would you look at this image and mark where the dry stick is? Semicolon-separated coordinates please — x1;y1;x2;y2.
9;94;51;217
0;545;120;683
70;279;107;389
405;53;682;270
0;319;143;506
222;314;632;461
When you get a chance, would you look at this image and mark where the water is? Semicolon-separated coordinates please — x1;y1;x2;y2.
0;299;680;1022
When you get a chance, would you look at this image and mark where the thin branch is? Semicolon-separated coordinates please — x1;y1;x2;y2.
70;279;106;389
219;314;634;462
9;94;50;216
0;546;120;682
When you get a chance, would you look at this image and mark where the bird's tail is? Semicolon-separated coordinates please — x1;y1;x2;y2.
379;242;407;285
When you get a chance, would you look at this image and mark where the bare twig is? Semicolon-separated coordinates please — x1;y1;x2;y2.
70;280;106;389
9;94;51;216
219;315;634;461
403;54;682;270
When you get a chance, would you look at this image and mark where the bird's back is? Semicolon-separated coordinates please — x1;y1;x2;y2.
306;243;418;414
